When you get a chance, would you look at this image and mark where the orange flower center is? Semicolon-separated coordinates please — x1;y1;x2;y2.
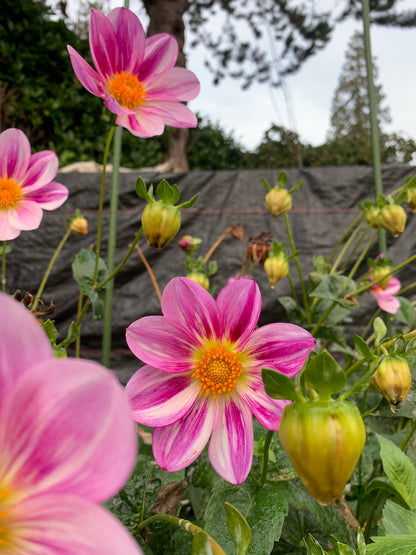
0;487;21;550
192;343;243;398
0;178;22;210
107;71;146;109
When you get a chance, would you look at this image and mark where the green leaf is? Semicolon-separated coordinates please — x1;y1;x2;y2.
306;534;327;554
366;536;416;554
262;177;272;192
381;499;416;535
276;171;287;188
303;351;346;399
177;193;199;209
356;529;366;555
262;368;304;402
353;335;376;361
365;476;400;499
289;179;303;195
330;536;356;555
72;249;109;320
192;532;214;555
204;480;288;555
155;179;181;205
135;176;154;203
310;274;357;309
395;296;416;328
378;434;416;509
207;260;218;277
224;502;252;555
373;317;387;345
312;255;331;274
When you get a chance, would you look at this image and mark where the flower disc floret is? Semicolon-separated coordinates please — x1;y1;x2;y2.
193;343;243;397
0;178;22;209
107;71;146;109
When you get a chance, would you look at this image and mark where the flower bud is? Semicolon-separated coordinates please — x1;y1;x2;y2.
279;399;366;506
70;216;88;235
364;206;380;228
178;235;200;253
264;256;289;288
379;205;406;237
372;354;412;406
370;266;392;290
186;272;209;290
142;201;181;250
265;189;292;217
406;188;416;213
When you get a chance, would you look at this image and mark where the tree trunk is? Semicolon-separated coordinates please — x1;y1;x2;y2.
142;0;191;172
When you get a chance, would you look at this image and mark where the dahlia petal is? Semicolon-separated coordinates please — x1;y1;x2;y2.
15;494;142;554
7;200;43;231
152;397;216;472
0;128;30;180
125;365;199;426
139;34;178;80
104;91;132;116
25;181;68;210
371;290;401;314
244;323;315;377
21;151;59;192
216;279;261;348
0;292;52;414
67;45;105;97
208;396;253;484
144;101;198;128
161;277;221;344
383;276;401;295
237;377;289;430
89;9;118;79
145;67;201;101
107;7;145;73
126;315;195;372
116;111;165;137
0;359;137;503
0;216;20;240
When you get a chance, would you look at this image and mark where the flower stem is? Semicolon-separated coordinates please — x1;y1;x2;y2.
284;212;309;321
134;243;161;304
137;514;227;555
203;226;232;263
75;290;83;358
329;213;363;263
32;227;72;311
2;241;7;293
260;430;274;485
400;420;416;451
330;220;364;274
93;124;116;286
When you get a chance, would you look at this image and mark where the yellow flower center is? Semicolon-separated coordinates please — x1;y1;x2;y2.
107;71;146;109
192;343;243;398
0;487;21;551
0;178;22;210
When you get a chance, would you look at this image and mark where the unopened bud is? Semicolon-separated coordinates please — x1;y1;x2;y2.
406;188;416;213
372;354;412;406
186;272;209;290
279;399;366;506
379;205;406;237
370;266;392;290
70;216;88;235
142;202;181;249
264;256;289;288
364;206;381;228
265;188;292;218
178;235;200;253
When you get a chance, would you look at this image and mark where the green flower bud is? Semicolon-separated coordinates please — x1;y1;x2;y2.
364;206;381;228
370;266;392;290
186;272;209;290
264;256;289;288
372;354;412;406
265;188;292;217
406;188;416;213
379;204;406;237
142;201;181;250
279;399;366;506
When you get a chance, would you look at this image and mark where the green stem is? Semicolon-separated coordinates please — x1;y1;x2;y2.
400;420;416;451
260;430;274;485
75;290;83;358
137;515;227;555
95;226;143;291
284;212;309;322
329;212;363;263
93;124;116;286
2;241;7;293
287;270;303;314
102;125;122;368
330;220;364;274
32;227;72;311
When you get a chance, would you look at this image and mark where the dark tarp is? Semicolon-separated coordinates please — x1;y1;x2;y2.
8;165;416;383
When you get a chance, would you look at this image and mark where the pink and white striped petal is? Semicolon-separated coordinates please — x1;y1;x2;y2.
7;201;43;231
107;7;145;74
0;128;30;181
145;67;201;102
208;396;253;485
161;277;221;345
67;45;105;98
14;494;142;554
144;101;198;128
21;151;59;192
125;365;199;427
140;34;178;81
25;181;69;210
0;359;137;503
89;9;118;79
0;217;20;240
126;315;196;372
152;397;216;471
116;111;165;137
244;323;315;377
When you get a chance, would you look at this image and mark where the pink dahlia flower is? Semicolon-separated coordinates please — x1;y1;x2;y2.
126;277;315;484
0;292;141;554
370;276;401;314
67;8;200;138
0;129;68;241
